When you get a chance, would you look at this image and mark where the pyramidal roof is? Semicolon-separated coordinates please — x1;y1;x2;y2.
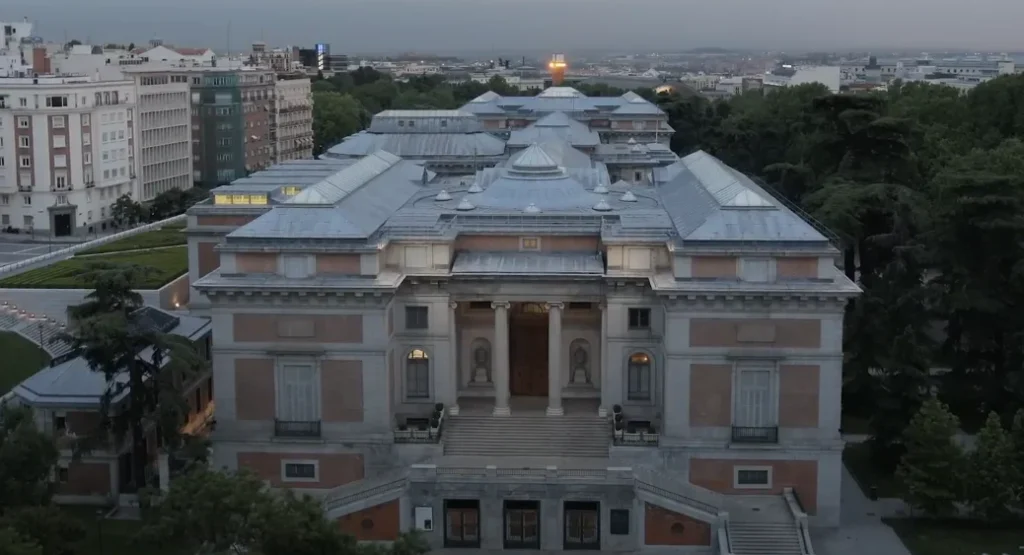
508;144;562;177
470;91;501;103
538;86;584;98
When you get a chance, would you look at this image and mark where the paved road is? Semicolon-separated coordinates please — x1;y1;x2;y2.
811;466;911;555
0;240;58;267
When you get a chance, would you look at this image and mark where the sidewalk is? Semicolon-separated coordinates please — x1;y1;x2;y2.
811;466;911;555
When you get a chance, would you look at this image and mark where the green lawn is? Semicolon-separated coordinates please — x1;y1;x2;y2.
0;331;51;393
0;247;188;290
886;518;1024;555
843;441;901;498
77;227;186;255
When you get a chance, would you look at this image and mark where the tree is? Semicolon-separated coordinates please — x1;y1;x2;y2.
965;412;1018;519
140;467;429;555
111;194;145;228
1012;409;1024;509
895;398;964;516
312;92;365;156
66;266;206;492
0;406;85;555
0;405;58;508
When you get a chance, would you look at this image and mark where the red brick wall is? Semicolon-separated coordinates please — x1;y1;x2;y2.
337;500;401;541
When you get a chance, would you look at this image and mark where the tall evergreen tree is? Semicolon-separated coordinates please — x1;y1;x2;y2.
965;412;1018;519
895;398;964;516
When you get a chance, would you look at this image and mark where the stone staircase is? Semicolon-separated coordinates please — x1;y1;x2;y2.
725;494;808;555
443;413;609;458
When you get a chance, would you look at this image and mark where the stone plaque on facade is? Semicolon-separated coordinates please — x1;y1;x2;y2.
736;322;776;343
277;318;316;338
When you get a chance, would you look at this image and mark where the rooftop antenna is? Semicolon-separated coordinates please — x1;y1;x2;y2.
226;20;231;56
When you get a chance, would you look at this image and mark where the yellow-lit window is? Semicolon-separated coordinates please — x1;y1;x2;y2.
282;186;300;196
231;194;249;205
249;194;268;205
214;194;233;205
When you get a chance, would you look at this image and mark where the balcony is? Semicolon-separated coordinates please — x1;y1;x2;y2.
731;426;779;444
274;419;321;438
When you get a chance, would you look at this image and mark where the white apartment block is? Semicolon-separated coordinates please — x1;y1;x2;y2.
0;77;137;236
127;70;194;201
272;77;313;162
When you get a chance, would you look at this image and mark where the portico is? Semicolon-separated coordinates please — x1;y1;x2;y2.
450;299;604;417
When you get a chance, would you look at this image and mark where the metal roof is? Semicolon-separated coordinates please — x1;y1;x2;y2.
507;111;601;148
324;131;506;159
369;110;483;134
288;151;402;205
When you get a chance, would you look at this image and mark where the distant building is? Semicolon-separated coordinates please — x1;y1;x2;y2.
130;43;215;66
272;75;314;162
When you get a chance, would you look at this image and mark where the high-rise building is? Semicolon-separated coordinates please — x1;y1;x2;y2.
272;75;313;162
0;76;138;236
122;68;193;201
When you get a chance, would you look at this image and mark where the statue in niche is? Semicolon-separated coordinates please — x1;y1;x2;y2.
471;342;492;384
569;341;591;385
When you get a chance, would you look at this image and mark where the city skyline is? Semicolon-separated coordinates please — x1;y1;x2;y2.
7;0;1024;54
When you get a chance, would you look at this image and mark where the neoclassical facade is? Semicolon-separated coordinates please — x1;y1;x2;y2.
189;89;858;554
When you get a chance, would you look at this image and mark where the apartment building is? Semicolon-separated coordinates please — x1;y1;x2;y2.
124;69;193;201
271;75;313;162
187;88;857;553
190;68;276;188
0;76;138;235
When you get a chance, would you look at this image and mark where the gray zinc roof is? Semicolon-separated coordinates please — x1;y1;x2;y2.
368;110;483;133
507;111;601;148
324;130;506;159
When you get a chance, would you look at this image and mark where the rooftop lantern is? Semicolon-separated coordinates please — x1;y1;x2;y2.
468;182;483;193
592;199;612;212
524;203;541;214
593;183;609;194
456;197;476;211
621;190;637;202
434;189;452;201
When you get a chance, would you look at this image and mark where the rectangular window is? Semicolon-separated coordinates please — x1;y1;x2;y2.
56;466;69;483
118;130;125;140
627;308;650;330
18;136;29;148
734;466;772;489
741;258;771;282
17;117;29;128
0;195;8;205
405;306;428;330
627;352;651;401
23;196;31;206
444;500;480;548
0;157;4;167
519;236;541;251
102;131;109;143
406;349;430;399
734;362;776;429
45;95;69;108
504;501;540;550
52;116;65;128
275;361;320;431
83;133;91;146
84;152;92;165
19;172;31;187
52;135;66;149
281;460;318;482
19;156;30;168
609;509;630;535
82;114;90;126
53;154;67;168
23;215;33;227
55;171;67;187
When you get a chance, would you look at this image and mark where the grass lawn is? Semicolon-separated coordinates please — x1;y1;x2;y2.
843;441;901;498
885;518;1024;555
77;227;186;255
0;331;51;393
0;247;187;290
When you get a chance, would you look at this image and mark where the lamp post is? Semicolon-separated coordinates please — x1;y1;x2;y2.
95;509;105;555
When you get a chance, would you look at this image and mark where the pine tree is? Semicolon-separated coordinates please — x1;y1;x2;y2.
965;412;1018;519
895;398;964;516
1011;409;1024;510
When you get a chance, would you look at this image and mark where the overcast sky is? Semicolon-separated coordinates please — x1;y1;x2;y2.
7;0;1023;54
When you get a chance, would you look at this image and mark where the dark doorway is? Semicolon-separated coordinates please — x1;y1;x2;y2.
509;303;548;397
503;500;540;549
53;213;72;237
564;501;600;550
444;499;480;548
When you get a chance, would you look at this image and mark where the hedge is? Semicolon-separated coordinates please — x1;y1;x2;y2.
0;247;188;289
76;227;186;256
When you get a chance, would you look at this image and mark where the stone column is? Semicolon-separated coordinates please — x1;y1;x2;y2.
448;301;460;416
492;301;511;416
598;303;610;417
546;302;564;416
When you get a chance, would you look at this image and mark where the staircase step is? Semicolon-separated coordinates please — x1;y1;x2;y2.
443;414;609;457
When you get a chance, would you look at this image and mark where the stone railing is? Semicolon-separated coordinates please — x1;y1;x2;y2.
633;466;725;517
322;469;409;513
784;487;815;555
718;516;733;555
409;463;634;485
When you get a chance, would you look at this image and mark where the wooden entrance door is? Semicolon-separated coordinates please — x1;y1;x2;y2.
509;304;548;396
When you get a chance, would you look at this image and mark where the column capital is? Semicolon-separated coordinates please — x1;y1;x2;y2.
545;302;564;311
449;300;458;310
491;301;511;310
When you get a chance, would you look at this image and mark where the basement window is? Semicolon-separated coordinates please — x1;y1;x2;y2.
733;466;772;489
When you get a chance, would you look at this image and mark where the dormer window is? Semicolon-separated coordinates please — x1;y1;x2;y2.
440;120;447;127
408;120;415;127
399;120;405;127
